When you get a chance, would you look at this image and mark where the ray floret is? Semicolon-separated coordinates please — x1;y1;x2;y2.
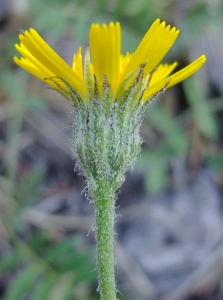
14;19;206;102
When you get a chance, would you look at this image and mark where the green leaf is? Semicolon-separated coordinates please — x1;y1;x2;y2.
137;151;167;194
28;231;49;252
144;153;167;194
206;151;223;172
0;249;21;272
5;264;41;300
47;274;74;300
146;104;188;153
1;71;46;111
43;236;96;283
33;275;58;300
183;77;218;139
16;169;43;206
44;237;76;265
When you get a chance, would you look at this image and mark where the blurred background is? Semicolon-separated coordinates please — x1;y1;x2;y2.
1;0;223;299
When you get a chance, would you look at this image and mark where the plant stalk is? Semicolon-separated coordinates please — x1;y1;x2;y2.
93;184;116;300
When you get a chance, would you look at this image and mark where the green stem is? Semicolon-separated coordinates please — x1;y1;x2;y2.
93;183;116;300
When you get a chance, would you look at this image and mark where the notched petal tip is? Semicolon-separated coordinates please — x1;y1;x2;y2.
24;30;31;38
171;27;179;35
159;21;166;29
172;61;178;68
163;54;207;89
109;22;115;28
200;54;207;62
13;56;20;63
175;29;180;36
193;54;206;67
90;23;99;33
29;28;37;34
165;25;170;31
94;21;120;33
102;23;108;31
18;33;25;41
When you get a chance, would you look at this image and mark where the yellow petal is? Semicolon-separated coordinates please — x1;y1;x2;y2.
15;43;68;91
143;77;172;99
14;22;206;103
90;22;121;90
123;19;179;79
14;56;46;80
165;55;206;88
72;47;84;80
14;57;69;95
19;29;85;96
119;52;132;74
144;55;206;99
150;62;178;85
15;43;56;79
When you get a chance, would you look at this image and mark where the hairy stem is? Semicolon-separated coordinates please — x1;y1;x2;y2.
93;183;116;300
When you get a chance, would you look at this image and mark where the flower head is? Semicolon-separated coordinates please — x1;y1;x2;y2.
14;19;206;102
13;21;207;300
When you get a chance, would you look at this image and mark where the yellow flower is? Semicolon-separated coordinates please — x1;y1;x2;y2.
14;19;206;101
